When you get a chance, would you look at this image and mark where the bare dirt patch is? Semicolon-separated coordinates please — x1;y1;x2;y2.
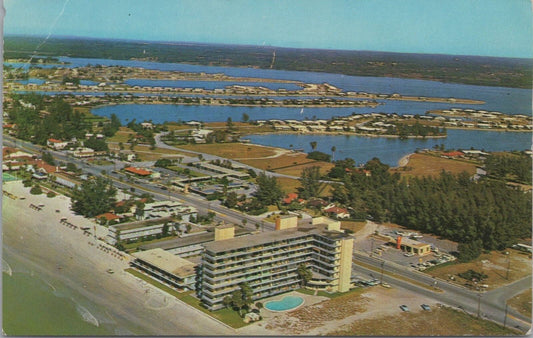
329;305;518;336
507;288;532;318
341;221;367;234
426;250;532;290
392;152;477;178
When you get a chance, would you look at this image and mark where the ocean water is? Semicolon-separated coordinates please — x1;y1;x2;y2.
1;250;134;336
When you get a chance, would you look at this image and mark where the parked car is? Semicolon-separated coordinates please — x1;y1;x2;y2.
421;304;431;311
400;305;409;312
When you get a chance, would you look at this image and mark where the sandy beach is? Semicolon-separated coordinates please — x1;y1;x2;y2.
2;181;234;336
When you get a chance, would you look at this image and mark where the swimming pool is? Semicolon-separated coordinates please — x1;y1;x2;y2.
264;295;304;312
2;173;20;182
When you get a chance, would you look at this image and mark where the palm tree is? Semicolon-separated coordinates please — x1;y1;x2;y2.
310;141;317;151
331;146;336;162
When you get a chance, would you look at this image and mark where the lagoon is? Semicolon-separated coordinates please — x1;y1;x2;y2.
7;56;532;115
244;130;532;166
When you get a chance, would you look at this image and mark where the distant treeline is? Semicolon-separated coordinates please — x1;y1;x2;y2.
5;35;532;89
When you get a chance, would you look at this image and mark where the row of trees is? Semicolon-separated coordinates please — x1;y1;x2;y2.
485;153;532;184
328;158;531;260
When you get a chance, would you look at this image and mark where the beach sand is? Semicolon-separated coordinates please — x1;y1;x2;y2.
2;181;234;336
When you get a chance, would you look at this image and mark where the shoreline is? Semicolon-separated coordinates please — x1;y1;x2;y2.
1;181;234;336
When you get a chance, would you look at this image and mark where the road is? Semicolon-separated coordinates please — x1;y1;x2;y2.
5;134;531;333
354;252;532;333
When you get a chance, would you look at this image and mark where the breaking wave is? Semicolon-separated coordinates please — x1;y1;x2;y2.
75;302;100;327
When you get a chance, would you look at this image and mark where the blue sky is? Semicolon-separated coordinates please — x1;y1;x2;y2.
4;0;533;58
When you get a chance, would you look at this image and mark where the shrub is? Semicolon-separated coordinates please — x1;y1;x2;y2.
46;191;56;198
30;185;42;195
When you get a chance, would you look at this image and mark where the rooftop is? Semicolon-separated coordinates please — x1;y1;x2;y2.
132;248;196;278
203;224;349;254
110;216;175;231
139;227;252;251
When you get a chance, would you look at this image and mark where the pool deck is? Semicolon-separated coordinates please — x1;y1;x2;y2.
259;291;328;318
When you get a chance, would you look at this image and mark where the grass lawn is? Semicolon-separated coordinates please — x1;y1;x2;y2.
341;221;367;234
329;305;519;336
125;268;249;328
507;288;532;318
167;166;208;177
180;142;279;159
276;177;302;195
392;152;477;178
424;249;532;290
107;127;137;143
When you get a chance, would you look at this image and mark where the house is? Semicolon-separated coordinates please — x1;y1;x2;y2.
441;151;464;158
125;166;152;177
282;193;299;205
95;212;123;224
47;138;69;150
323;206;350;219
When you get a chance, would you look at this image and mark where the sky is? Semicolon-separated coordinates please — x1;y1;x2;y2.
3;0;533;58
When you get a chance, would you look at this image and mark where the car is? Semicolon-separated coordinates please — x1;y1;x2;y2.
380;282;391;288
403;252;415;257
399;305;409;312
421;304;431;311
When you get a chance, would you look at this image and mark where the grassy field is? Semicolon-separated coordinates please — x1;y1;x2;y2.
179;142;280;159
507;288;532;318
329;305;519;336
392;152;477;178
424;249;532;290
106;127;137;143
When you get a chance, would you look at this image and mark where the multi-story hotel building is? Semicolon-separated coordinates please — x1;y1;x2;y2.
199;216;354;311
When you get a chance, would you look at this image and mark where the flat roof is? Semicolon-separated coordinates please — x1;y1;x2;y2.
203;224;349;254
111;216;175;231
132;248;196;277
399;237;431;248
139;228;252;251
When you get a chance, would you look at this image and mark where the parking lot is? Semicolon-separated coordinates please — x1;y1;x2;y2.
353;222;459;272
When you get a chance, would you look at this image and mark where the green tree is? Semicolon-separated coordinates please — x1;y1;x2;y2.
42;152;55;165
310;141;317;151
458;239;483;262
231;290;245;316
223;295;233;309
71;177;117;217
299;166;322;199
255;172;283;207
225;191;238;209
30;185;43;195
241;113;250;123
297;263;313;287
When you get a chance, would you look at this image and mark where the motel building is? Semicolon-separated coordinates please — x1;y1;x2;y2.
198;216;354;311
128;216;354;311
131;248;197;291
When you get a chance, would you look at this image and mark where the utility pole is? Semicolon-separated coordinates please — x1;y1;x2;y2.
505;251;511;280
380;260;385;284
503;303;508;328
477;289;482;319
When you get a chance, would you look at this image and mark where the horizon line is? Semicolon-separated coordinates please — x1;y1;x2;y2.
5;34;533;61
